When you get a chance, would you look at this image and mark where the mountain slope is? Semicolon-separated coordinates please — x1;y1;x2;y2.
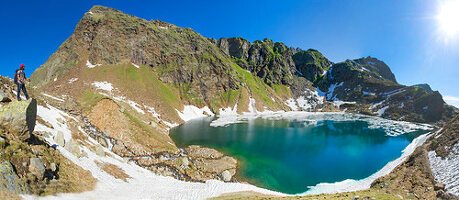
31;5;457;125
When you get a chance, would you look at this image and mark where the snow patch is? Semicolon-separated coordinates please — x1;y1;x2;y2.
41;93;65;102
68;78;78;84
86;60;102;68
376;106;389;117
285;99;298;111
219;104;238;116
247;97;257;114
145;105;160;120
91;81;114;92
177;105;214;122
132;63;140;69
362;91;376;95
327;82;344;101
428;144;459;197
127;100;145;114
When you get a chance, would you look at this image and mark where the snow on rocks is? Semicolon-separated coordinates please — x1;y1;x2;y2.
376;106;389;117
68;78;78;84
177;105;214;122
86;60;102;68
369;100;385;110
145;105;160;120
285;99;298;111
35;104;76;146
91;81;114;92
428;143;459;197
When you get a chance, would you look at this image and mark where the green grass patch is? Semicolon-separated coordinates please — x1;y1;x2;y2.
78;89;107;111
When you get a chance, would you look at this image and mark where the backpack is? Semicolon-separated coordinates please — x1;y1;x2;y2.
14;69;19;84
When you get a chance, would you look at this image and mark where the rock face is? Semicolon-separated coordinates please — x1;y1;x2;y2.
0;99;37;141
0;161;28;194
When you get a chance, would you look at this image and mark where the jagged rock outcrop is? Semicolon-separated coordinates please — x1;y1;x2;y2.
0;99;37;141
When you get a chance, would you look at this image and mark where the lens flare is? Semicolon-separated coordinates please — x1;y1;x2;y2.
437;0;459;37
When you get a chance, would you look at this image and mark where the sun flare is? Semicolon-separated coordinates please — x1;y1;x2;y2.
437;0;459;37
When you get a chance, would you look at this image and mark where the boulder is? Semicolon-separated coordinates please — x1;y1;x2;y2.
0;99;37;141
0;90;10;102
65;139;81;157
54;131;65;146
97;137;108;148
0;161;28;194
50;163;57;172
0;137;5;148
95;144;105;157
220;170;232;182
29;158;45;180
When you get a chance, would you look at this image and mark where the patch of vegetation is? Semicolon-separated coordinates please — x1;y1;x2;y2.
78;89;107;111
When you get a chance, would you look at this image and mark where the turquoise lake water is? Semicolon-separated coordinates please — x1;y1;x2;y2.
170;115;430;194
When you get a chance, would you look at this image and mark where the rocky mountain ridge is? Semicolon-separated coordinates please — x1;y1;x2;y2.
31;5;457;126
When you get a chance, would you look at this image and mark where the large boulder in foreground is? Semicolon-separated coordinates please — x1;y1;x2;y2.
0;161;29;194
0;99;37;141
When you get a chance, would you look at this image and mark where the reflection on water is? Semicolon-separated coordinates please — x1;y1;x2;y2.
170;116;428;194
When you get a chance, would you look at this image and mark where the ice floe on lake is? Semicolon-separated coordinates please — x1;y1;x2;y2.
210;111;433;136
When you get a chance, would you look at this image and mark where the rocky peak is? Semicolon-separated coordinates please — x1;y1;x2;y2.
354;56;397;83
413;84;433;92
292;49;332;82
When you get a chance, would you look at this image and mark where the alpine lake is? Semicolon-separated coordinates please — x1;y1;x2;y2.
170;113;431;194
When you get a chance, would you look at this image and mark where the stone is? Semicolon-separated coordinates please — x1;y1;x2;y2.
434;182;445;190
352;195;359;200
180;157;190;166
0;90;10;102
95;144;105;157
56;117;65;124
0;99;37;141
50;163;57;172
29;158;45;180
97;137;108;148
103;130;111;137
159;155;167;162
0;161;28;194
0;137;5;148
54;131;65;146
220;170;232;182
65;139;81;157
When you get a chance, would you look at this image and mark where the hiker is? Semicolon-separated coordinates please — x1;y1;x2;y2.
14;64;30;101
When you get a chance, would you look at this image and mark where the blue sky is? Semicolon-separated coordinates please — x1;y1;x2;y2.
1;0;458;106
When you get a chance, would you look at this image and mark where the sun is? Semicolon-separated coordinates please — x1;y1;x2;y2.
437;0;459;37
